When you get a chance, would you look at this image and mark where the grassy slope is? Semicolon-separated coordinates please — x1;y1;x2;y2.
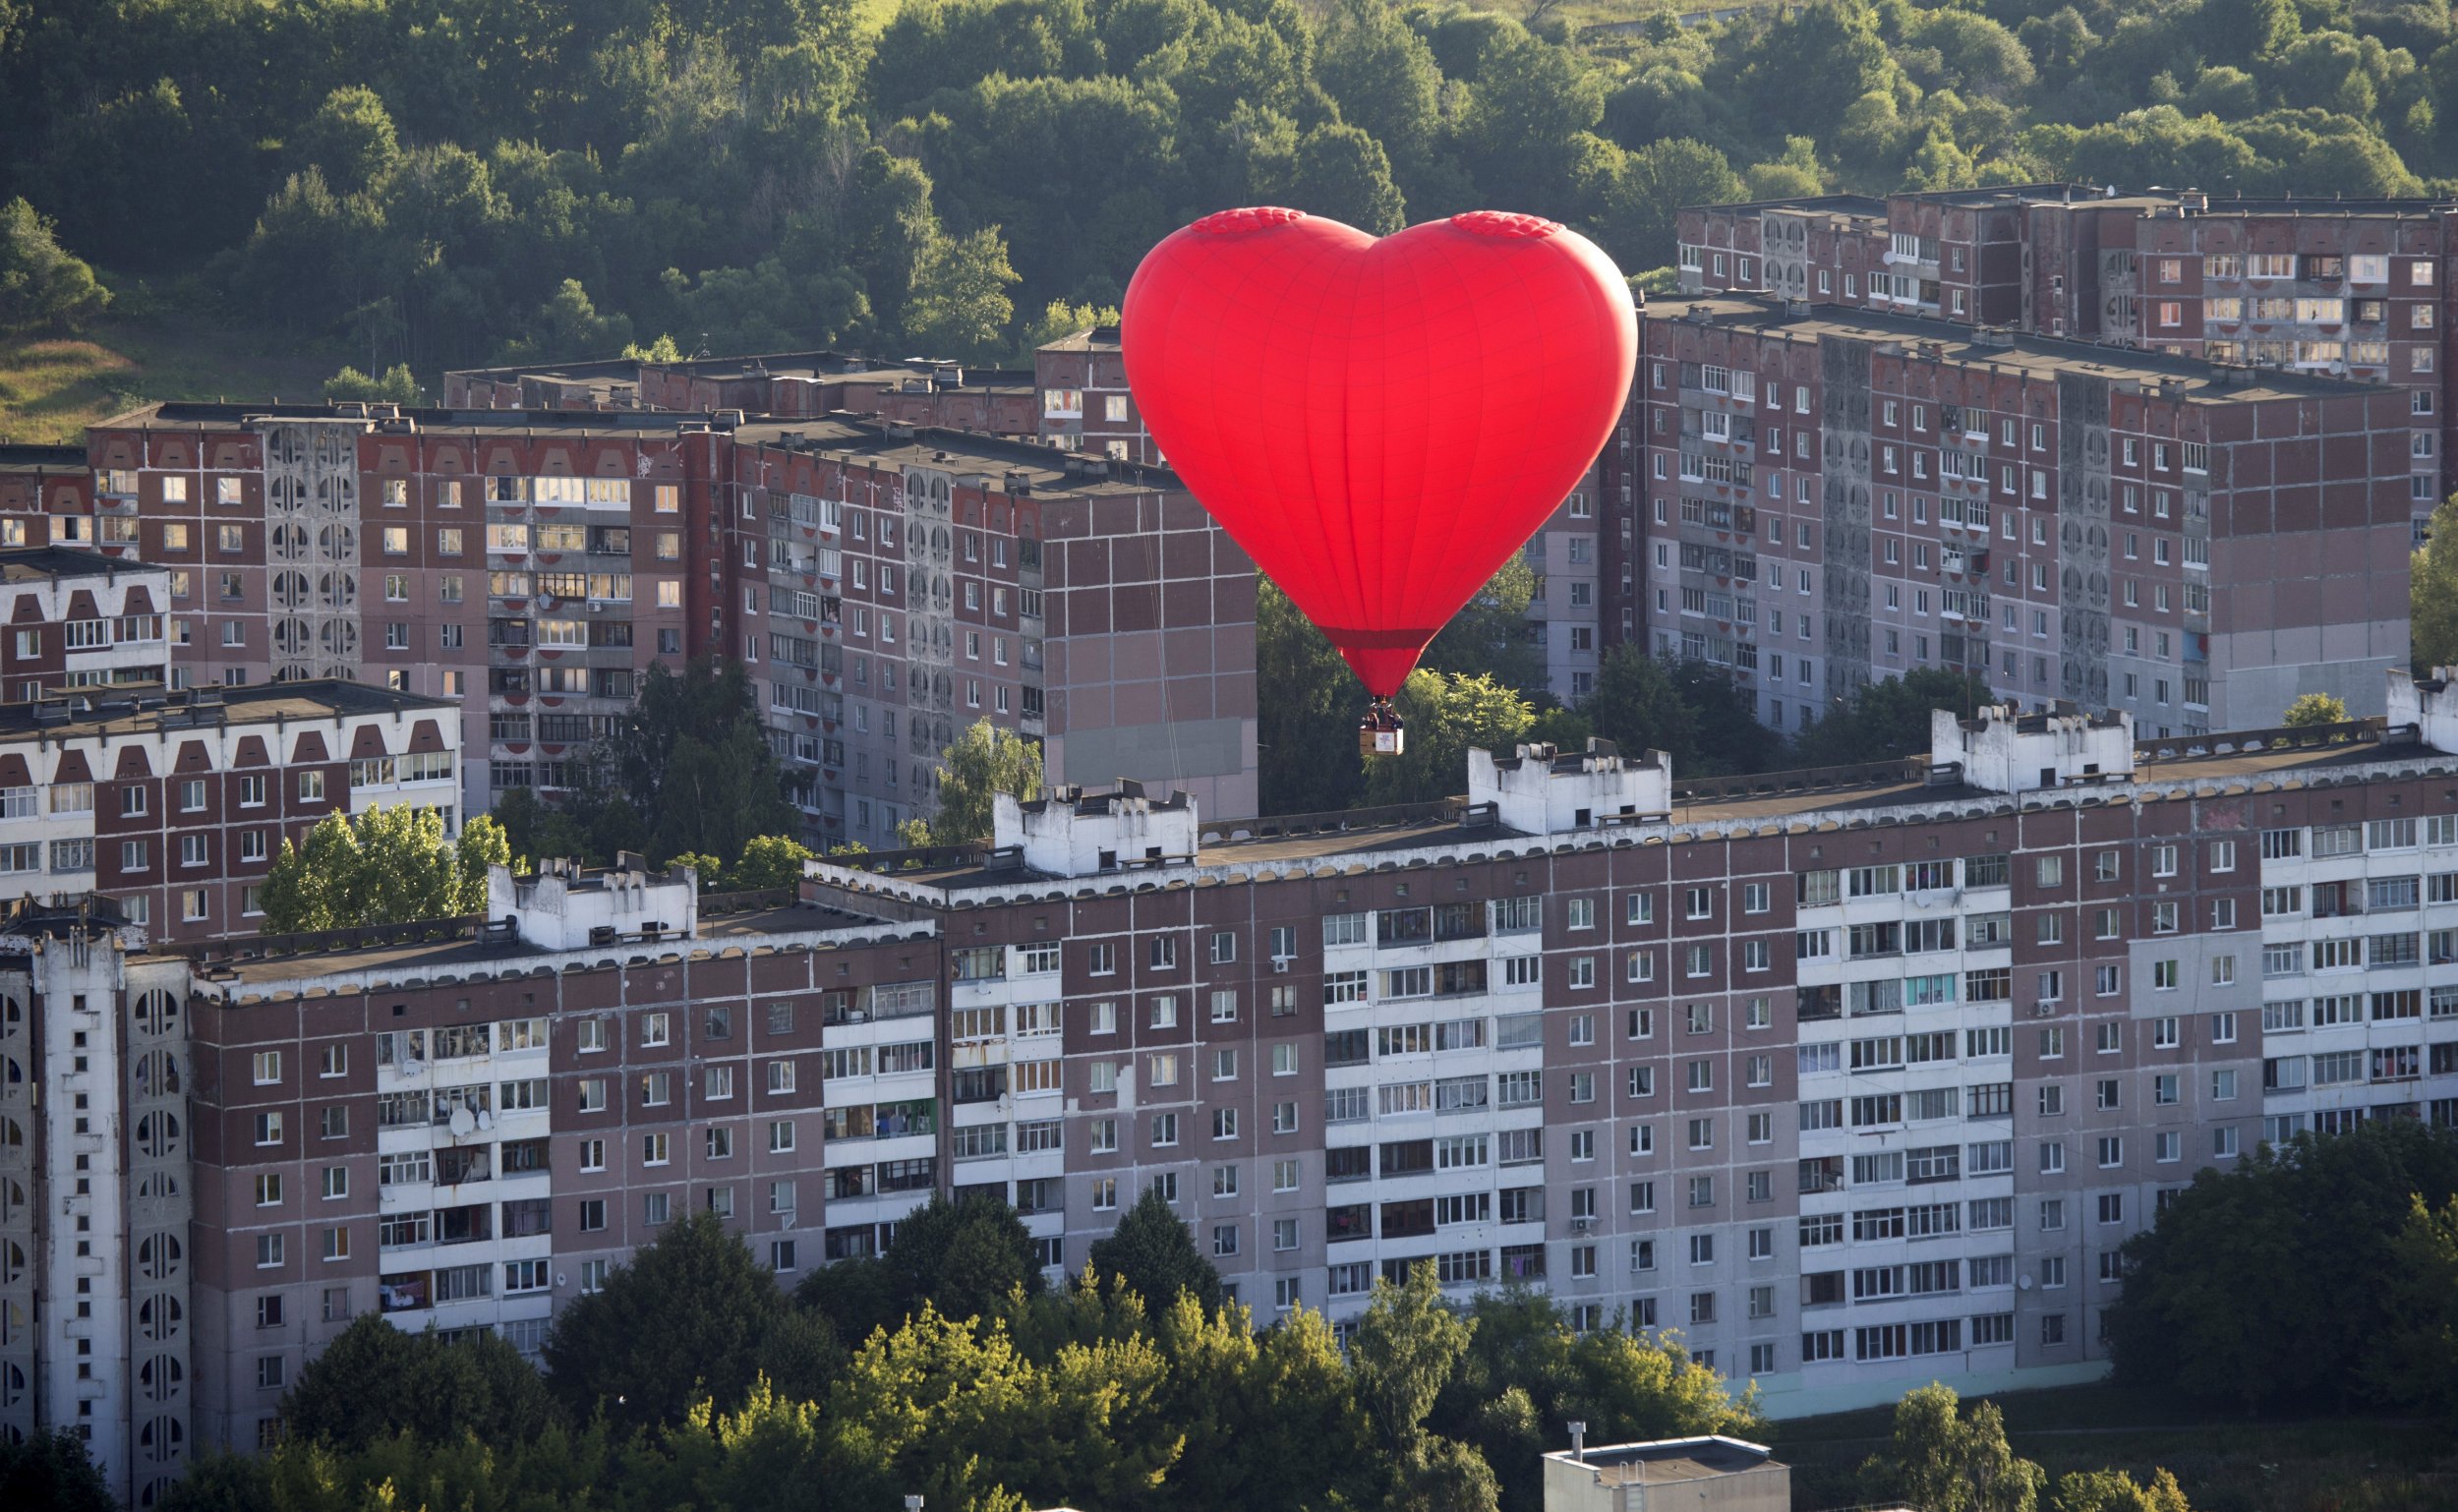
1767;1381;2458;1512
0;308;340;445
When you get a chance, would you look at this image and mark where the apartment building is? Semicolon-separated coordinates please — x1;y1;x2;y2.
1676;186;2458;521
446;330;1622;704
2;549;171;701
24;682;2458;1496
719;419;1259;843
1639;294;2412;736
13;404;1258;849
0;443;94;550
0;680;463;941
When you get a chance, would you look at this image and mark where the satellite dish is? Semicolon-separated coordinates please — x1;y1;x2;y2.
476;1110;494;1132
2017;1274;2035;1291
448;1106;476;1138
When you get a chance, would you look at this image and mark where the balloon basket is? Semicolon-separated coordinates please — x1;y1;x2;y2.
1359;700;1405;759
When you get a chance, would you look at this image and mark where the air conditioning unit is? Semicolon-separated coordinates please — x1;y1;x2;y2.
2031;1001;2059;1018
1271;958;1293;973
1571;1217;1593;1234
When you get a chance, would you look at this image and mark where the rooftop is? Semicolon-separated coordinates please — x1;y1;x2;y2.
732;416;1184;496
0;679;459;745
0;546;164;584
0;442;87;473
160;892;919;992
1037;323;1123;353
812;716;2435;897
1552;1436;1780;1484
1686;193;1886;218
90;400;737;437
1652;292;2390;400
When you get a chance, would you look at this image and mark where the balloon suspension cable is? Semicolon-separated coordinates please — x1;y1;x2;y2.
1358;697;1406;759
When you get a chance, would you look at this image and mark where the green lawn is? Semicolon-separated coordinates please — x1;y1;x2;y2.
0;306;339;445
1766;1381;2458;1512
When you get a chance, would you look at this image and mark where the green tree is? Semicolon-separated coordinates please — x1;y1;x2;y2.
2365;1193;2458;1421
280;1313;558;1451
1434;1287;1758;1512
906;226;1021;362
1286;122;1407;234
1258;575;1370;815
1582;648;1699;772
917;717;1045;843
260;809;503;933
2104;1119;2458;1410
322;364;424;403
805;1191;1048;1340
0;197;107;333
731;834;814;891
289;85;401;195
1790;669;1990;769
2413;492;2458;673
1871;1383;2043;1512
490;785;592;870
1606;139;1744;267
1363;669;1536;805
670;850;726;892
0;1426;112;1512
2052;1467;2194;1512
603;660;798;865
2281;691;2350;726
1350;1262;1487;1506
1086;1184;1224;1312
541;1211;799;1433
1421;557;1548;696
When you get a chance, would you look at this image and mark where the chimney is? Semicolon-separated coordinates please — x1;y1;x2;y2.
1569;1423;1587;1463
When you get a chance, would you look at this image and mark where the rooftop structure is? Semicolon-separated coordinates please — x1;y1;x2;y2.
1543;1435;1789;1512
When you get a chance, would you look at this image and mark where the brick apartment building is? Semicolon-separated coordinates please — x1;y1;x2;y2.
8;404;1258;853
1;443;96;549
2;549;172;701
22;682;2458;1503
448;330;1624;704
1676;185;2457;525
0;680;463;942
1638;294;2413;737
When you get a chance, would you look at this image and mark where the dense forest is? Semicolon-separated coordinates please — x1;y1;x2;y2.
7;0;2458;370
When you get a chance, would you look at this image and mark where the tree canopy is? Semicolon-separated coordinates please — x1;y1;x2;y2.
14;0;2454;377
2103;1118;2458;1411
905;716;1045;845
259;808;508;933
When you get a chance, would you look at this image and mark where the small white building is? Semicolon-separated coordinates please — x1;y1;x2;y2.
1542;1435;1791;1512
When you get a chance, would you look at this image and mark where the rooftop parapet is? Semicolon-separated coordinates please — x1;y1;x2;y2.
1931;704;2135;794
994;780;1200;879
1469;739;1672;835
485;853;699;951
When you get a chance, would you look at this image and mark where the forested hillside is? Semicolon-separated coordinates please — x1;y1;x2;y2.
4;0;2455;372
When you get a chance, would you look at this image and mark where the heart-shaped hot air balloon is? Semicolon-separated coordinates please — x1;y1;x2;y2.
1123;206;1638;733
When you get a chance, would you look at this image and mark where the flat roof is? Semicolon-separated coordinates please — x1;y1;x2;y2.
0;443;87;473
0;679;458;745
2202;195;2458;217
0;547;163;584
817;725;2436;896
1651;293;2387;399
90;401;739;437
190;897;905;988
1037;325;1122;353
1685;193;1887;217
732;417;1183;495
1557;1436;1778;1484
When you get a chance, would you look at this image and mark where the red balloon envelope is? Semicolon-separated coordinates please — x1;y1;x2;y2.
1123;206;1637;698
